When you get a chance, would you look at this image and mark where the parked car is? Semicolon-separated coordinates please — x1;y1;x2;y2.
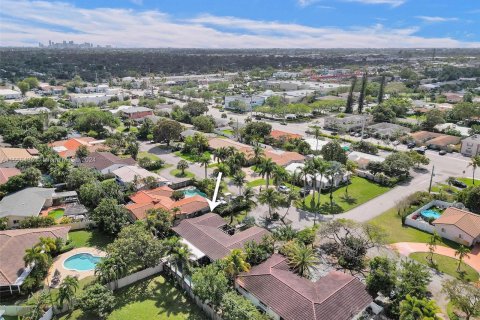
415;146;427;154
439;150;447;155
277;185;291;193
452;180;467;188
407;142;416;149
392;141;400;146
362;134;370;139
354;133;361;137
299;187;311;197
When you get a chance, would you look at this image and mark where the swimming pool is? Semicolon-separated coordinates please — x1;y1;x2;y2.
420;209;441;220
183;188;207;198
63;253;102;271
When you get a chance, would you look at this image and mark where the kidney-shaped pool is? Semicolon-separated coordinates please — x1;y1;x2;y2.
63;253;102;271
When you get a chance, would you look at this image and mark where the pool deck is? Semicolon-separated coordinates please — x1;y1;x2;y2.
46;247;106;287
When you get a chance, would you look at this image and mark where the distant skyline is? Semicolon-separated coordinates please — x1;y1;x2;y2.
0;0;479;48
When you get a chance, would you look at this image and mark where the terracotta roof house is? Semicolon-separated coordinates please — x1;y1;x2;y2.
125;186;209;220
270;130;302;141
112;165;169;189
49;137;107;159
433;207;480;246
78;151;136;174
172;213;270;261
120;106;154;119
236;254;373;320
208;137;305;167
0;148;37;168
426;135;461;150
409;131;442;143
0;167;21;185
0;226;70;294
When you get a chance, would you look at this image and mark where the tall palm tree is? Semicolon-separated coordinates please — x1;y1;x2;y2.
232;171;247;195
427;231;441;263
344;160;358;199
169;243;194;281
57;275;79;309
94;257;127;289
281;190;299;223
24;246;49;269
253;145;265;165
286;243;318;279
213;147;229;163
326;161;344;213
272;165;289;187
468;155;480;185
242;187;257;211
224;249;250;280
314;159;331;208
197;152;211;179
454;245;471;272
299;165;311;203
258;188;282;219
38;237;57;254
313;127;321;152
258;157;276;188
214;162;230;177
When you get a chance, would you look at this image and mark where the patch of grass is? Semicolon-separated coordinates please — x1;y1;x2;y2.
29;276;95;306
68;229;114;251
447;302;460;320
457;177;480;187
170;169;195;179
246;178;273;188
48;209;65;220
224;211;248;225
410;252;479;282
221;129;235;136
138;151;160;161
58;275;206;320
174;151;211;163
300;177;390;214
116;125;138;134
369;208;460;248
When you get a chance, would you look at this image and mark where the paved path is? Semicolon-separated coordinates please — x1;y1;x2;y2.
391;242;480;272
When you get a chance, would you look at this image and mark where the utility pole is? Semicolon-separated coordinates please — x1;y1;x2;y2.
428;165;435;194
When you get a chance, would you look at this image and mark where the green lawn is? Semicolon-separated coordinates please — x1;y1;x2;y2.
221;129;235;136
48;209;65;220
68;230;114;251
116;125;138;134
300;177;390;214
369;208;460;249
58;275;206;320
224;211;248;225
174;151;211;163
246;178;273;188
170;169;195;179
409;253;479;282
138;151;160;161
28;276;95;306
457;177;480;187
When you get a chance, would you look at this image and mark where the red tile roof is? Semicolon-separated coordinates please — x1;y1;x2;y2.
49;137;107;158
433;207;480;238
172;213;270;260
126;187;208;220
236;254;372;320
0;168;21;185
270;130;302;140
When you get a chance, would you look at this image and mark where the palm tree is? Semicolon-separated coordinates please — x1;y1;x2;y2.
427;231;441;263
214;162;230;178
313;126;321;152
468;155;480;185
253;145;265;165
232;171;247;195
301;160;314;204
344;160;358;199
38;237;57;254
454;245;471;272
242;187;257;210
177;160;189;176
169;243;194;281
326;161;344;213
57;275;79;309
281;190;299;223
272;165;289;187
228;152;246;172
197;152;211;179
94;257;127;289
286;243;318;279
314;159;331;208
224;249;250;280
399;295;440;320
258;188;282;219
24;246;49;269
258;157;276;188
213;147;229;163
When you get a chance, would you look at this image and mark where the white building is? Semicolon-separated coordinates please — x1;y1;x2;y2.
285;162;350;190
224;95;265;112
348;151;385;170
0;89;21;100
461;135;480;157
323;115;372;132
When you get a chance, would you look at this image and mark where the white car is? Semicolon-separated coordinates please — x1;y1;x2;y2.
277;185;291;193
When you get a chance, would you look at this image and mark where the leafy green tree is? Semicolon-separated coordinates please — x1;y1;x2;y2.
153;119;183;146
23;77;39;89
146;208;173;239
17;81;30;96
78;283;115;319
442;279;480;320
423;109;445;130
92;198;130;235
345;76;357;113
258;188;283;219
183;101;208;117
321;141;347;164
224;249;251;280
457;186;480;214
378;75;386;104
192;115;215;133
366;256;397;297
407;151;430;168
243;236;274;266
176;160;189;176
258;157;276;188
62;107;118;136
399;295;440;320
66;167;98;190
358;72;368;114
191;263;229;310
454;245;471;272
221;291;265;320
372;104;396;123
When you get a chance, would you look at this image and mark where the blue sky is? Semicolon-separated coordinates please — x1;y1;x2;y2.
0;0;479;47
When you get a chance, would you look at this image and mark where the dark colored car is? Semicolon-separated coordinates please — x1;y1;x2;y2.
299;187;311;197
439;150;447;155
407;142;416;149
452;180;467;188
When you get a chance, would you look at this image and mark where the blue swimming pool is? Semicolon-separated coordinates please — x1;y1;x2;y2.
183;188;207;198
421;209;441;220
63;253;102;271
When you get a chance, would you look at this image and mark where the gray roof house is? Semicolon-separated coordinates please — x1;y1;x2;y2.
367;122;411;138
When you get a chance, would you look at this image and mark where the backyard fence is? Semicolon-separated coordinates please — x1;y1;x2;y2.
404;200;453;234
0;306;53;320
106;263;164;291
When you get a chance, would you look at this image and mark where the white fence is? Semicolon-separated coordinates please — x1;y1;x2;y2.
404;200;453;234
63;220;93;230
106;263;164;291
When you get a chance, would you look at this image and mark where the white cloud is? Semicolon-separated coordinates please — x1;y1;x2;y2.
297;0;319;7
130;0;143;5
416;16;458;23
0;0;478;48
345;0;405;7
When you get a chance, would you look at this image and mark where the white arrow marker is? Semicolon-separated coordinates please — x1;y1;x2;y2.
206;172;223;211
